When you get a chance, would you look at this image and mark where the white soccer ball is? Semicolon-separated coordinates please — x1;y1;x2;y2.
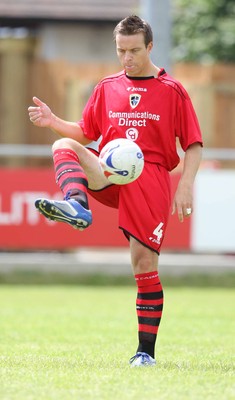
99;138;144;185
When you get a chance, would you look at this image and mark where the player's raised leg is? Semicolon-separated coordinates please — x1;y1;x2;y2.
35;138;109;229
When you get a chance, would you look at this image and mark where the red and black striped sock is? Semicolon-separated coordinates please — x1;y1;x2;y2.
135;271;164;358
53;148;89;209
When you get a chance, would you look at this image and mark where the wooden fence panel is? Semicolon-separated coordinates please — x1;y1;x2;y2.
173;63;235;152
0;41;234;167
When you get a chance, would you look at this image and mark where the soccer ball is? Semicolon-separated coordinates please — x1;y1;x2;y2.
99;138;144;185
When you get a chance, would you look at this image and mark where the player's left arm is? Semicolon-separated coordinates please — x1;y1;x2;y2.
172;142;202;222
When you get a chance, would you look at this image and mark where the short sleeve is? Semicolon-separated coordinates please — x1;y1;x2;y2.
78;83;103;142
176;92;203;151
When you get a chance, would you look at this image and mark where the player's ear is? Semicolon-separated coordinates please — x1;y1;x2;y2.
147;41;153;53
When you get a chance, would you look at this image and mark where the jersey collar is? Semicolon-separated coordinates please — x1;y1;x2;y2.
125;68;166;80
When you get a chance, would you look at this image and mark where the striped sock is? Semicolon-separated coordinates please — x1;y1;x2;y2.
135;271;164;358
53;148;89;209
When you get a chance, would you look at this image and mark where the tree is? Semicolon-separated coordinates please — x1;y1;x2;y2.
172;0;235;63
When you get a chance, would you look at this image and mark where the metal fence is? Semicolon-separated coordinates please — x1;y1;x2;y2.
1;144;235;161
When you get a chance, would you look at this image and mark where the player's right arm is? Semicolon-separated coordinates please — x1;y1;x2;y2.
28;96;91;145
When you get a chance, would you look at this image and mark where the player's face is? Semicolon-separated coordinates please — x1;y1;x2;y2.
116;33;153;77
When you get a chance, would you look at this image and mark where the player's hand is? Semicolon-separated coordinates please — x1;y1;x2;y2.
28;97;53;128
172;182;193;223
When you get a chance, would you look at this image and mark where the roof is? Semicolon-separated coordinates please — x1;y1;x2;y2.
0;0;140;22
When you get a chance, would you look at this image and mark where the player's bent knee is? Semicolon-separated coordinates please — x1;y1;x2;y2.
52;138;79;152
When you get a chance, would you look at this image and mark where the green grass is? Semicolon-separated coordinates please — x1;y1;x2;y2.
0;270;235;287
0;285;234;400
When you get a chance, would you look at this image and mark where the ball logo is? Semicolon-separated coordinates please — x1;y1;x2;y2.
126;128;139;141
105;144;128;177
99;138;144;185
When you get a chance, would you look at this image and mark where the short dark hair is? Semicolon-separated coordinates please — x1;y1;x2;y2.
113;15;153;47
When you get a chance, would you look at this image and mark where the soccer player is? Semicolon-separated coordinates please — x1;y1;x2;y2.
28;15;202;367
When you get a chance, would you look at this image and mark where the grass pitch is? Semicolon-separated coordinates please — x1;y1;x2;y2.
0;285;234;400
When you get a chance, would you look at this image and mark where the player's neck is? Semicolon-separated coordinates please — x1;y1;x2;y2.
126;63;160;79
148;64;161;78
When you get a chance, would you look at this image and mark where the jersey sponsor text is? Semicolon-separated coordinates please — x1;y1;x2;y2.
109;110;160;128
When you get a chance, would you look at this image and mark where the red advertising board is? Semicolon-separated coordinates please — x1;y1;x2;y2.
0;168;190;250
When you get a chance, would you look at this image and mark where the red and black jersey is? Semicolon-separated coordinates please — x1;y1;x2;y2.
79;68;202;171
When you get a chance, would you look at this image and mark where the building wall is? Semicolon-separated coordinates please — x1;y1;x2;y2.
39;23;117;63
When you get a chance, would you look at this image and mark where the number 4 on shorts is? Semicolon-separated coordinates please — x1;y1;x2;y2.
153;222;164;241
